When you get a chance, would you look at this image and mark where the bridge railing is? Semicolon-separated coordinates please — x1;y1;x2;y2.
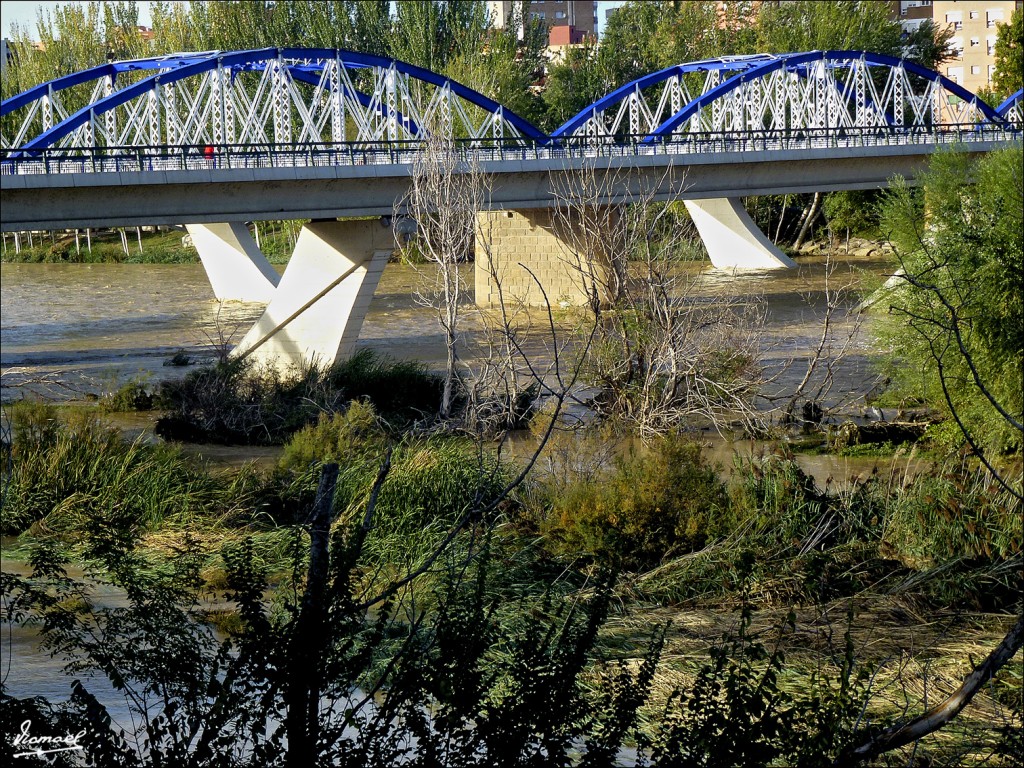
1;124;1019;176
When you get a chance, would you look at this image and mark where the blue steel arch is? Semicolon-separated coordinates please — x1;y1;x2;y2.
0;50;419;137
0;51;220;117
551;54;780;138
2;47;547;151
996;88;1023;118
552;50;1007;142
646;51;1005;142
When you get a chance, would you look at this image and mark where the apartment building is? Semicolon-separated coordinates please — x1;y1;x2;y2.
931;1;1021;92
488;1;598;44
888;0;936;31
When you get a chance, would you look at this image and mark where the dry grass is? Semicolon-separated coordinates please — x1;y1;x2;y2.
599;594;1021;764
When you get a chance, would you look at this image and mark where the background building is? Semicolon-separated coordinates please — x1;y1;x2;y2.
887;1;1022;92
888;0;935;32
488;1;598;44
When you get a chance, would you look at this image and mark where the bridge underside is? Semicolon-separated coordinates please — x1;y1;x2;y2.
1;143;993;233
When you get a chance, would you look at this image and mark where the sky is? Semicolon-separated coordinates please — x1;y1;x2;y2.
1;1;628;40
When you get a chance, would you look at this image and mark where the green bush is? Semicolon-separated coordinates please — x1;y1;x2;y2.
279;405;509;566
543;435;728;570
100;380;154;412
881;464;1023;566
1;402;256;536
328;349;443;421
279;400;386;473
157;350;443;445
727;451;828;547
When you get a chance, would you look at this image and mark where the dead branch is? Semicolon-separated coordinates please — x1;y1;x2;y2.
839;612;1024;764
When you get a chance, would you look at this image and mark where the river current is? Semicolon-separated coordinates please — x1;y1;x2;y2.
2;253;887;403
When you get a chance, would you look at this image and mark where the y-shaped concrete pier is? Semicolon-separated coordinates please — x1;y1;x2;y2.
188;219;395;371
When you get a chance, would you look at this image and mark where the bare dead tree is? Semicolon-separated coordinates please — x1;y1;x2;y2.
548;160;769;439
777;241;866;426
399;131;487;420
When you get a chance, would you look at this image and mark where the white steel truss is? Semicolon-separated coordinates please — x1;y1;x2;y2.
2;51;530;151
562;56;998;141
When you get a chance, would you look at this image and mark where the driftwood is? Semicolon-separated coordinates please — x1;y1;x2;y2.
830;420;928;451
839;612;1024;764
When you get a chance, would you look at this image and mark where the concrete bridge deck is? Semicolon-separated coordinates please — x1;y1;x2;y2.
1;129;1016;231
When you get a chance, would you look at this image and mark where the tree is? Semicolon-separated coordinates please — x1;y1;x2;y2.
993;7;1024;100
752;0;953;249
542;40;608;131
879;147;1023;465
549;162;768;437
446;3;547;129
400;132;485;420
597;0;671;87
755;0;903;56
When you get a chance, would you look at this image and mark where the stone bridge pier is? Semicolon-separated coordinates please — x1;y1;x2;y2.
474;197;794;308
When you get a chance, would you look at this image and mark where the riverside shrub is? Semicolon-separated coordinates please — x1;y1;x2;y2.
1;402;251;536
279;404;509;566
157;350;443;444
544;435;728;570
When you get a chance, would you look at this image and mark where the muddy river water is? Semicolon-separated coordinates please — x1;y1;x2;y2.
2;253;885;403
1;252;931;482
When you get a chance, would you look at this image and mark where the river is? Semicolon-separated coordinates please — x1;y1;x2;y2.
2;252;886;403
1;252;928;481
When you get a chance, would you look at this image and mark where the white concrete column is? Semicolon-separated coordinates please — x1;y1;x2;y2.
186;222;280;302
684;198;796;270
231;220;394;371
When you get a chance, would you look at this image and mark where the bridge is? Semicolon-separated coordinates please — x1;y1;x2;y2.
2;48;1020;369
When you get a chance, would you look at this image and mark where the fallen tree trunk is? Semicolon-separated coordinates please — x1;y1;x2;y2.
829;421;928;451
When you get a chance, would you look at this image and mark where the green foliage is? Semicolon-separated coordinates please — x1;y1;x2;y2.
598;1;672;88
881;464;1023;565
0;402;255;536
993;7;1024;100
1;229;196;265
543;435;728;571
756;1;901;59
728;452;827;542
878;147;1024;456
280;407;508;569
822;190;882;238
0;487;663;766
278;399;386;472
651;599;866;767
331;348;443;420
99;379;153;412
157;349;443;444
541;41;605;131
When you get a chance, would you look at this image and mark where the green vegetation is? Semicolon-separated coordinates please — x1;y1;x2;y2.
0;401;265;537
878;147;1024;457
156;349;443;444
2;400;1020;765
0;222;307;265
539;435;729;570
1;229;196;264
993;7;1023;101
